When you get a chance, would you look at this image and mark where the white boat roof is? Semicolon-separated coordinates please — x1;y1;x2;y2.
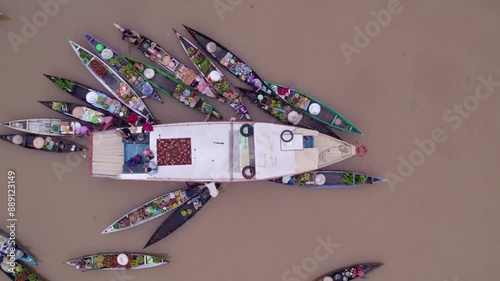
90;122;356;182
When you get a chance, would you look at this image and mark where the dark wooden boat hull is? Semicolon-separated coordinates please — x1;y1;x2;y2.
66;253;168;270
318;263;382;281
183;25;265;91
102;184;209;234
239;87;342;140
264;81;364;135
38;101;128;130
143;185;217;249
42;74;135;123
0;134;86;153
68;40;156;122
81;32;164;104
270;170;385;188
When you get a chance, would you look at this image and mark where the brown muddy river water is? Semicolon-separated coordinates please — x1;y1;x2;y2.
0;0;499;281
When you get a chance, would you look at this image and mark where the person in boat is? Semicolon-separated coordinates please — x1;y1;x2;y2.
144;161;158;176
143;148;154;160
74;258;86;269
276;87;291;99
121;28;142;45
203;105;215;122
141;120;154;134
74;124;92;136
127;114;139;127
117;128;136;144
126;154;143;173
99;116;114;131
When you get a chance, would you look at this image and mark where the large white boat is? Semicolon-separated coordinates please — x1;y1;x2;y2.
89;122;366;182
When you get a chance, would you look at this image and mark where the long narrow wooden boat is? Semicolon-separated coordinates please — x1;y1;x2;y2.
81;32;163;104
183;25;265;90
270;170;385;188
113;23;217;98
144;185;217;249
237;87;342;140
0;231;37;265
123;57;225;120
0;133;86;153
89;122;366;182
68;40;155;122
102;184;210;234
264;82;363;135
318;263;382;281
181;25;363;135
173;29;252;120
38;101;127;130
66;253;168;271
42;74;134;122
0;258;43;281
2;118;88;137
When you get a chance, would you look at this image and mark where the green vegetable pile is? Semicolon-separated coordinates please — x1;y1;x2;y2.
343;173;354;185
54;78;74;91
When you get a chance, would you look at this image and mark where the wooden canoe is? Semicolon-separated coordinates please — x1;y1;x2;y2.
182;25;265;90
0;231;37;265
181;26;361;135
173;29;252;120
264;81;364;135
237;87;342;140
2;118;88;137
68;40;155;122
123;57;225;120
318;263;382;281
42;73;134;122
270;170;385;188
102;184;209;234
81;32;163;104
144;184;218;249
0;258;43;281
0;133;86;153
66;253;168;271
112;23;217;98
38;101;127;130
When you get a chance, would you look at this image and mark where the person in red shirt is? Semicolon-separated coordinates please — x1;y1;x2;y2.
141;121;153;134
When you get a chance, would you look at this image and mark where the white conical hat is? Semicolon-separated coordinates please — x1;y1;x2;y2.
86;91;98;103
12;134;24;145
72;107;84;118
117;253;129;266
208;70;221;82
315;174;326;185
287;111;299;123
206;42;217;53
33;137;45;149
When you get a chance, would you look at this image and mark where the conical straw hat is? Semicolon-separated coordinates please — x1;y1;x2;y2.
117;254;129;266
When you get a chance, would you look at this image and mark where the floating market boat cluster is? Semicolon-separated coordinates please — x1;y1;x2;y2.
0;23;385;280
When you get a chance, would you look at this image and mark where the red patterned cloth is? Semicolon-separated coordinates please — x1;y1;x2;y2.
156;138;192;166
